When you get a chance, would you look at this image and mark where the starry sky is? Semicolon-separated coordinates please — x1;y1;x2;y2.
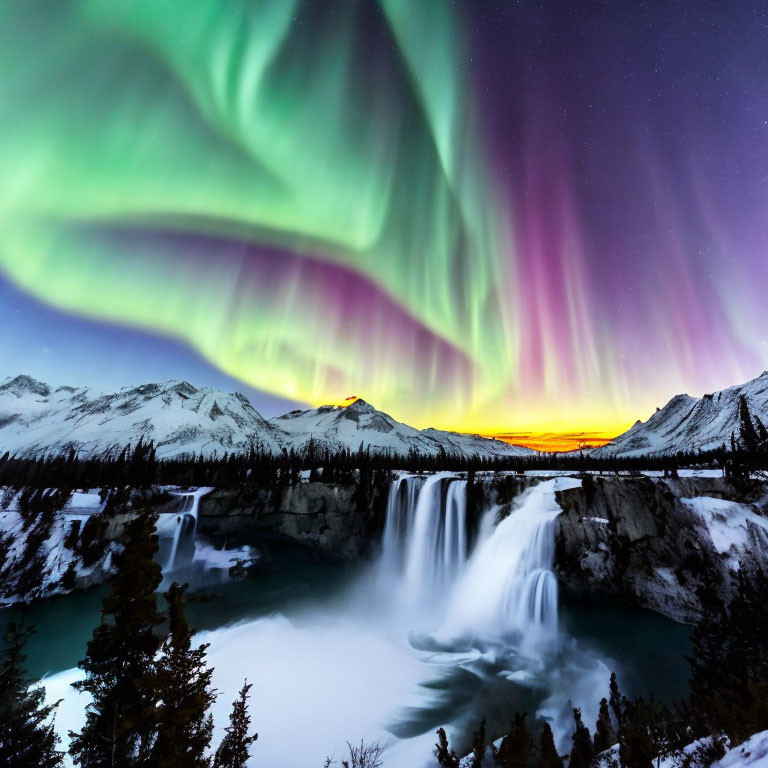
1;0;767;444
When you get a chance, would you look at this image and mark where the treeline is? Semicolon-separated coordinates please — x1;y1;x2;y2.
435;555;768;768
2;432;767;494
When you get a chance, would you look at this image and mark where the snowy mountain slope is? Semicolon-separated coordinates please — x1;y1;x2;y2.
271;399;533;458
594;371;768;458
0;375;281;458
0;376;534;459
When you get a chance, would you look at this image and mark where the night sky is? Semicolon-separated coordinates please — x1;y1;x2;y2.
1;0;767;442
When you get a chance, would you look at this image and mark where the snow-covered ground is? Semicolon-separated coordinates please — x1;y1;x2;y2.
655;731;768;768
715;731;768;767
682;496;768;566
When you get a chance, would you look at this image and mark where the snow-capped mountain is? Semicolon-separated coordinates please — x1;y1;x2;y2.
0;375;533;459
271;399;533;458
594;371;768;458
0;376;281;458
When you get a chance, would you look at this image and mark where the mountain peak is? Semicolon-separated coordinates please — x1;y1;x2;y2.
596;369;768;458
0;374;51;397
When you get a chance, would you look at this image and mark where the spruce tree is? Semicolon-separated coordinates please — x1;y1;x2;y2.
568;708;593;768
609;673;626;731
754;414;768;447
618;698;654;768
0;622;64;767
492;712;533;768
536;722;563;768
213;680;258;768
593;697;617;753
69;511;164;767
738;395;759;453
152;583;216;768
470;718;486;768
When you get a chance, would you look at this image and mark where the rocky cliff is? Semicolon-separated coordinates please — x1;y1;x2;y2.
552;474;768;622
197;479;389;561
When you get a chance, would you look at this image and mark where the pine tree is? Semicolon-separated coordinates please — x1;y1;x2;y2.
536;722;563;768
0;622;64;767
568;708;593;768
593;697;617;753
69;511;164;767
754;414;768;447
492;712;533;768
152;583;216;768
618;698;654;768
213;681;258;768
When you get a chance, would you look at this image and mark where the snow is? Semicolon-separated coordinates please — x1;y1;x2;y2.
682;496;768;556
715;730;768;768
65;492;103;510
655;732;768;768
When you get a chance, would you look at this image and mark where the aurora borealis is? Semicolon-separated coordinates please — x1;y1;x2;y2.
1;1;767;443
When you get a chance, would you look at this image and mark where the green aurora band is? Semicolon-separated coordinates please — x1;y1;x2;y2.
0;0;517;429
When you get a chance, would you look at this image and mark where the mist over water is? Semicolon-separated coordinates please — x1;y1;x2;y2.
44;475;683;766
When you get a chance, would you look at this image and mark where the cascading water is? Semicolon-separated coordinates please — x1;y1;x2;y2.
377;473;582;648
438;477;582;647
162;487;214;572
378;474;426;580
377;472;468;621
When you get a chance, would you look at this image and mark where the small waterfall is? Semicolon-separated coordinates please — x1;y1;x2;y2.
378;475;425;579
164;487;212;572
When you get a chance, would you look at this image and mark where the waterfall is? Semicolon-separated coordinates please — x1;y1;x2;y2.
438;477;582;646
377;474;581;648
165;487;212;571
377;473;468;620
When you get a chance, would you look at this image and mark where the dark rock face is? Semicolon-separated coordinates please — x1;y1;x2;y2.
198;481;388;561
552;475;768;623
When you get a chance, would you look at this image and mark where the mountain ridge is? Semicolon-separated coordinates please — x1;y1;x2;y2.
594;370;768;458
0;375;533;460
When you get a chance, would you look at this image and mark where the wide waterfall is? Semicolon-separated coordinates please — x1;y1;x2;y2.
377;473;582;647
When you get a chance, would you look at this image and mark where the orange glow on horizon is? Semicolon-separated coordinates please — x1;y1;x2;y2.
310;394;624;452
487;431;619;453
